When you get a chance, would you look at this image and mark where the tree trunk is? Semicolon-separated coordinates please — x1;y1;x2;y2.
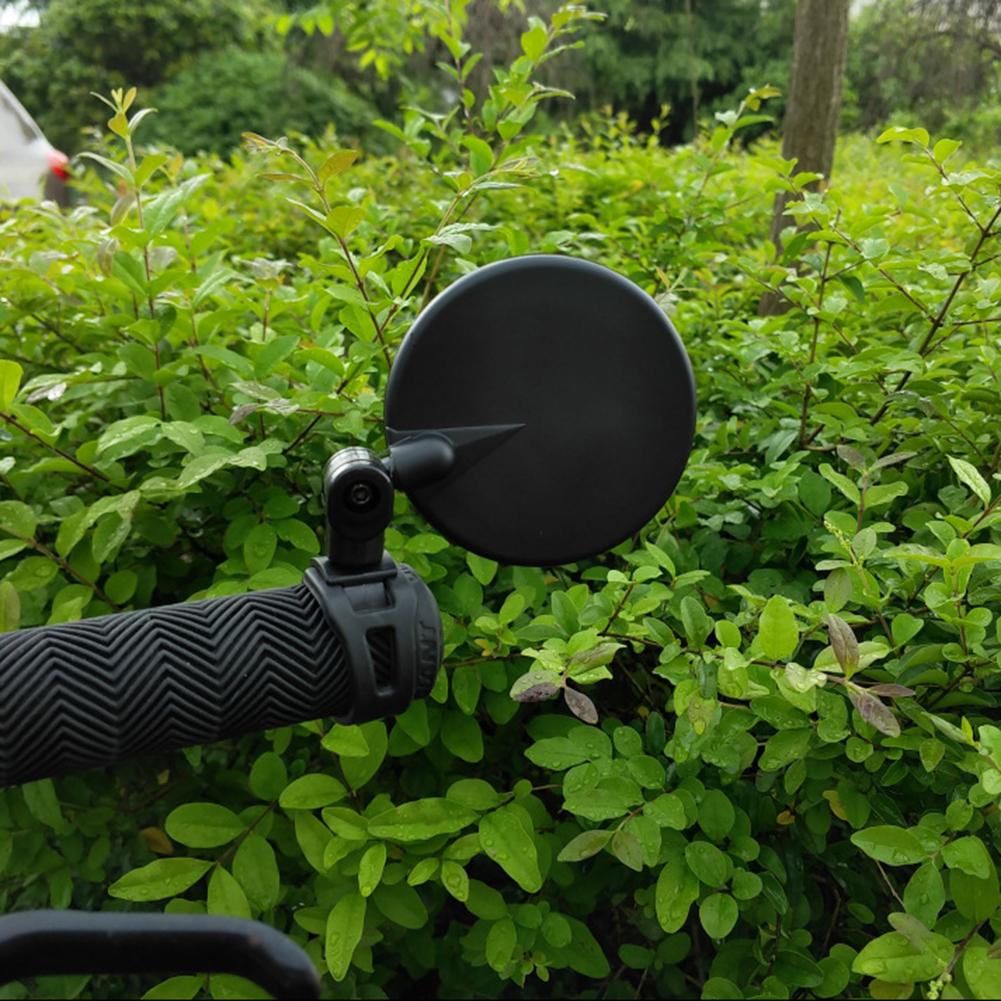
759;0;850;316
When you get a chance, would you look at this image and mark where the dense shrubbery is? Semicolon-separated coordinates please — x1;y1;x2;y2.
2;5;1001;999
0;0;266;153
143;48;380;157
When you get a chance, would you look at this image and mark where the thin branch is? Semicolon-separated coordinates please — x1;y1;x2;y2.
9;532;121;611
1;412;112;483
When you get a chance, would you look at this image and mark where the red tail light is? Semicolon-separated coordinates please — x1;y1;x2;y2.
47;149;70;181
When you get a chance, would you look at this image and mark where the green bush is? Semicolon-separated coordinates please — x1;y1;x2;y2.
1;7;1001;1000
0;0;265;153
144;48;380;157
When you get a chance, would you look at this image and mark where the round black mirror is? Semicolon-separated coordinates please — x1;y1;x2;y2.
385;255;696;566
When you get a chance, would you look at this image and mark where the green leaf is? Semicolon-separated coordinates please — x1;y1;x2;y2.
325;892;366;982
949;456;992;506
0;580;20;633
466;552;497;585
0;360;23;409
96;415;161;458
644;793;688;830
699;893;739;938
561;917;611;978
109;858;212;901
0;500;36;539
933;138;961;163
859;238;890;260
542;912;572;948
610;827;643;871
759;729;812;772
165;803;244;848
452;664;482;714
852;929;951;981
395;700;430;746
526;737;589;770
486;917;517;973
279;774;347;810
21;779;66;831
207;867;251;919
233;835;280;911
819;464;861;504
731;869;763;901
964;941;1001;1000
243;523;277;574
824;568;853;613
903;861;944;928
850;826;927;866
141;976;202;1000
407;858;439;887
876;126;930;147
322;807;368;841
441;710;483;762
341;721;388;789
161;422;204;455
274;519;319;555
685;841;731;888
951;867;1000;922
465;879;507;920
440;860;469;902
757;595;799;660
479;806;542;892
326;205;366;238
249;752;287;801
319;149;359;183
105;569;138;604
322;724;370;757
681;595;712;647
698;789;735;842
205;975;270;999
371;881;428;929
655;850;699;932
564;780;642;821
358;842;387;897
891;613;924;647
520;23;548;61
557;829;611;862
942;836;992;878
368;798;476;841
463;135;494;176
446;778;502;812
6;556;58;591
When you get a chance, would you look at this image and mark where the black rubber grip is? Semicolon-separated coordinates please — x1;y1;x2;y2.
0;584;350;787
0;911;321;999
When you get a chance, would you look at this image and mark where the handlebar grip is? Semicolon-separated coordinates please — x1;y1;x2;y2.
0;574;438;788
0;911;321;999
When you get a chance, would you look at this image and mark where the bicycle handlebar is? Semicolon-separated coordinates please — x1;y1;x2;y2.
0;564;440;787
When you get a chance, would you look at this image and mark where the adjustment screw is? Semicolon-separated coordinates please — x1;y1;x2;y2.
347;481;376;511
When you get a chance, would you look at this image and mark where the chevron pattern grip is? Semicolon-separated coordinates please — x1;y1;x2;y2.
0;584;351;787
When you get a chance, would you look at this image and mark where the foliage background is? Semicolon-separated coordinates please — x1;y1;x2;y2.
1;2;1001;1000
2;0;1000;156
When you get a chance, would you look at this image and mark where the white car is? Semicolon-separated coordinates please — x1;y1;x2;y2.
0;79;69;202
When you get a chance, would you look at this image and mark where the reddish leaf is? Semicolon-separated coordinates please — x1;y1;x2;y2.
867;683;916;699
849;685;900;737
836;444;867;469
563;686;598;724
510;670;561;703
513;682;560;703
871;451;917;470
827;614;859;675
